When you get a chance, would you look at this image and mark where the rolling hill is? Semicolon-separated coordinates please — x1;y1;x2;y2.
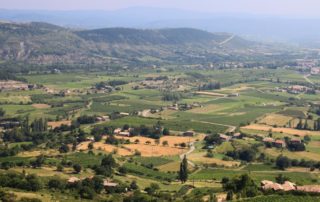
0;21;258;69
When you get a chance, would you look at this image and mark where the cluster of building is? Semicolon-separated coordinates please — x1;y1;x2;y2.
95;115;110;122
219;133;242;142
113;127;133;137
262;137;286;148
273;85;313;94
296;59;320;75
262;137;302;148
261;180;320;193
0;80;33;91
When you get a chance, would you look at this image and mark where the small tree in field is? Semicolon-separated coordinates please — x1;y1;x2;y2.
162;140;169;146
73;164;82;174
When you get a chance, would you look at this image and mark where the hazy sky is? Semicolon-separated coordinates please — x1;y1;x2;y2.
1;0;320;17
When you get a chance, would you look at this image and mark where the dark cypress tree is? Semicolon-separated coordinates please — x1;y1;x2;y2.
226;191;233;201
179;155;188;183
304;119;308;130
296;119;303;130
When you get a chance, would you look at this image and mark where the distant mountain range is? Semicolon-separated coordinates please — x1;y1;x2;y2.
0;21;260;67
1;7;320;46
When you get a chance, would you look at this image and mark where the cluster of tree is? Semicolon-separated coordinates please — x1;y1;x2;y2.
91;125;113;141
145;76;168;81
0;144;34;158
162;91;184;101
226;148;257;162
222;174;259;200
77;115;97;124
276;155;320;170
92;154;117;177
295;119;310;130
198;82;221;91
204;133;222;147
31;118;48;133
48;176;104;199
124;123;168;139
107;80;128;87
313;118;320;131
0;172;42;192
105;135;129;145
0;70;27;82
0;108;5;117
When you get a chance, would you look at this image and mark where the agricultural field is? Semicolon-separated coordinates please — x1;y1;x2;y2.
0;67;320;201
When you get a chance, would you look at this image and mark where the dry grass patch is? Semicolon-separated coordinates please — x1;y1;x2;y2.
48;120;71;128
195;91;226;97
258;114;292;126
17;149;59;157
188;152;240;167
117;135;203;147
242;124;320;136
77;141;133;156
32;103;50;109
124;144;187;157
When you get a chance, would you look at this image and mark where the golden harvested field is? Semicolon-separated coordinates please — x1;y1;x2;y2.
32;103;51;109
242;124;320;136
117;135;204;147
258;114;292;126
77;141;133;156
188;152;240;167
124;144;187;157
78;136;191;157
48;120;71;128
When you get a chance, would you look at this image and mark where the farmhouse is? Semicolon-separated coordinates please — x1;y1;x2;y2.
103;180;118;188
219;134;231;142
228;93;240;97
68;177;80;184
114;128;122;134
274;140;286;148
118;131;131;137
263;137;274;143
311;67;320;75
232;133;242;139
96;116;110;122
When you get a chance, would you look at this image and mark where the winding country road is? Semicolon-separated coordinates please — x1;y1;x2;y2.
180;142;196;167
304;74;314;85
